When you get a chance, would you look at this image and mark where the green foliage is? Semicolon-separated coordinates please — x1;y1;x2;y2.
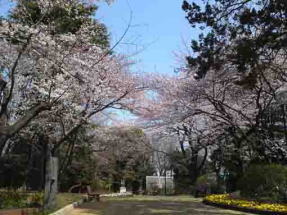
11;1;95;32
195;173;217;196
10;0;110;48
59;142;97;191
58;126;154;193
182;0;287;85
174;180;194;195
95;126;154;192
91;179;112;192
29;192;43;207
0;154;28;189
238;164;287;202
0;191;27;209
170;149;208;192
0;191;44;209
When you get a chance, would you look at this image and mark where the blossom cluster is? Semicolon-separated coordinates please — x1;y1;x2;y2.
0;0;142;143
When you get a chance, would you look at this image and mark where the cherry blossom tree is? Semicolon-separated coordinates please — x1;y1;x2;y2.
0;0;140;150
134;50;287;189
0;0;142;209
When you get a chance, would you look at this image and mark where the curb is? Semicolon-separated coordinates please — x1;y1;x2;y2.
49;197;88;215
203;200;287;215
100;192;133;198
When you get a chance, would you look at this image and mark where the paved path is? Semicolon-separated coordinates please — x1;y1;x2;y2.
71;196;254;215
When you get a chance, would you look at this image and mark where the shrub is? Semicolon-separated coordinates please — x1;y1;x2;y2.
195;173;217;197
0;191;27;209
149;185;160;195
91;179;112;193
0;155;27;189
174;177;194;194
28;192;43;207
238;164;287;202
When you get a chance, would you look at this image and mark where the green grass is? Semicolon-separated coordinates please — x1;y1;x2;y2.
0;192;85;215
30;193;86;215
42;193;86;215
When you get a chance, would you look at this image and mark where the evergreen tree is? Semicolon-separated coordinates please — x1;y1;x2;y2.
182;0;287;87
10;0;110;48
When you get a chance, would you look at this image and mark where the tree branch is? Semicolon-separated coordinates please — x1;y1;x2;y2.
0;102;51;137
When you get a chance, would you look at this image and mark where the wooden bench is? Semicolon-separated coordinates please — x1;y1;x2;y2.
86;186;100;202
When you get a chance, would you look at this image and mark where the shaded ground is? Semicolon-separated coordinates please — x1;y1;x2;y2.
71;196;254;215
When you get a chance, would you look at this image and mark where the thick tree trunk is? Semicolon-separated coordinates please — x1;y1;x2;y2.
44;144;58;210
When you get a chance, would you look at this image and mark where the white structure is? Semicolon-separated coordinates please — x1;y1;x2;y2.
120;186;127;193
120;179;127;193
146;176;174;194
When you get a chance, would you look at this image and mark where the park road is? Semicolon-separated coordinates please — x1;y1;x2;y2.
70;196;255;215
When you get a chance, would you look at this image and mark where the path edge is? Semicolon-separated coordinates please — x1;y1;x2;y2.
49;196;88;215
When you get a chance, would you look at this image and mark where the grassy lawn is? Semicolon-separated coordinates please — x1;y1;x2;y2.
71;195;255;215
43;193;86;214
0;192;85;214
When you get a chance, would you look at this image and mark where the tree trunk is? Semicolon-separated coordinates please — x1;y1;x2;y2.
190;150;199;185
44;144;58;210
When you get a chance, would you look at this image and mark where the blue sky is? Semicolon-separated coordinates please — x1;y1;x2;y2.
94;0;200;122
96;0;199;75
0;0;199;75
0;0;13;15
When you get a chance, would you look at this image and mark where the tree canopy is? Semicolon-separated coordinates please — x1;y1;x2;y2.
182;0;287;87
10;0;110;48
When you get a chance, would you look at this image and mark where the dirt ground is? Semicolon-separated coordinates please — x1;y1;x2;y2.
70;196;254;215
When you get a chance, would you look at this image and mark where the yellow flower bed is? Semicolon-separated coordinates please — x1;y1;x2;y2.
204;194;287;213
